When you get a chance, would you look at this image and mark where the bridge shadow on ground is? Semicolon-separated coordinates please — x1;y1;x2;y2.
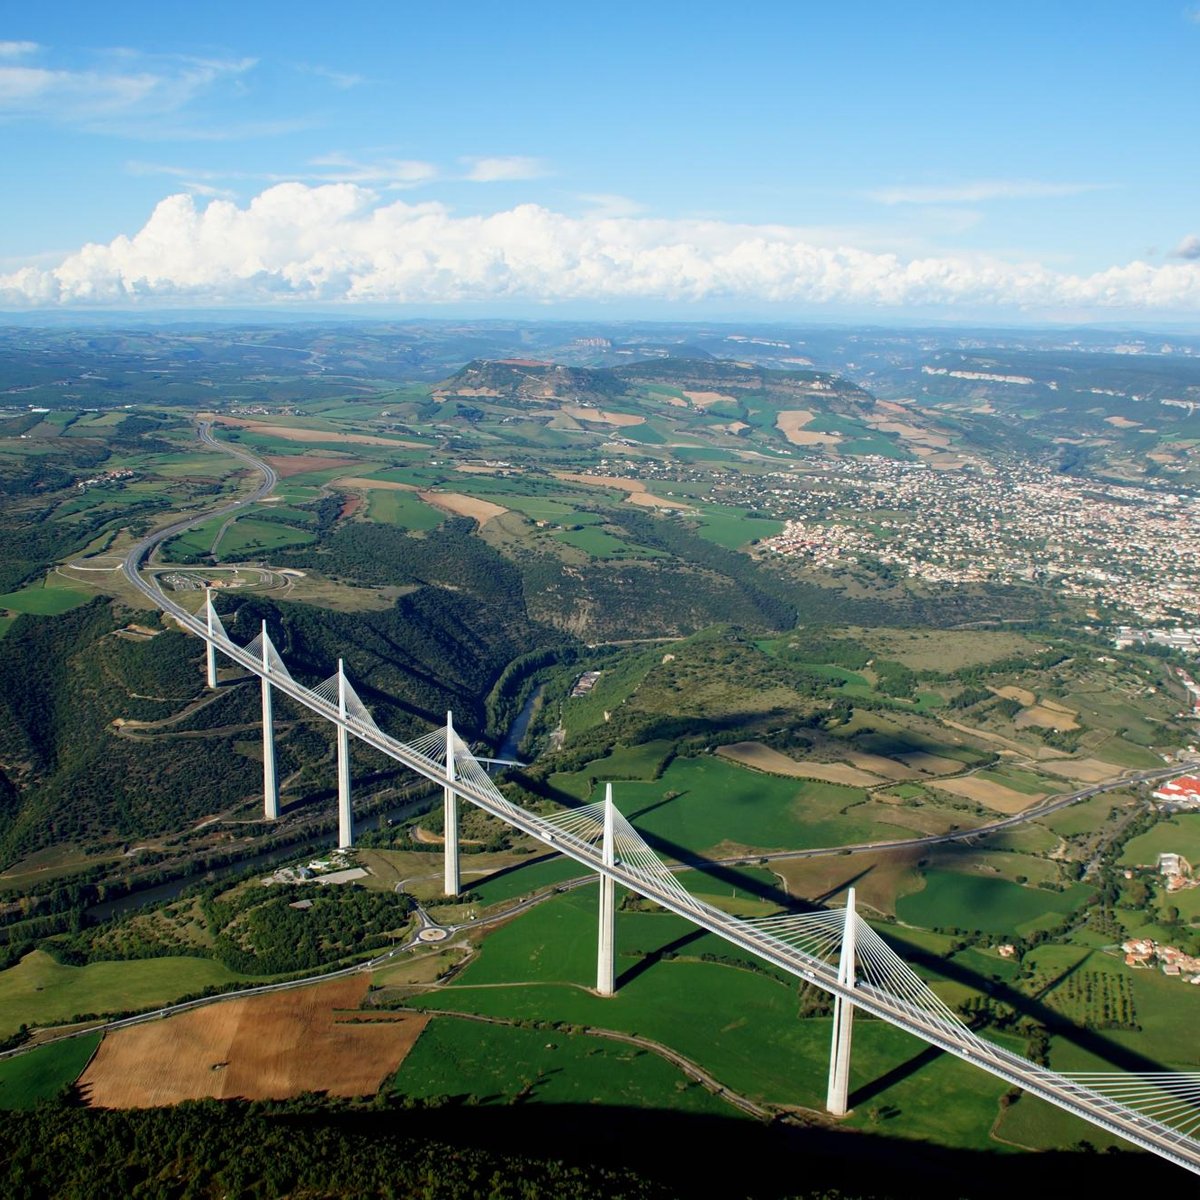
317;1097;1181;1198
465;850;561;892
849;1043;945;1111
787;860;1184;1080
277;765;417;818
616;926;709;990
510;768;805;914
512;769;1185;1083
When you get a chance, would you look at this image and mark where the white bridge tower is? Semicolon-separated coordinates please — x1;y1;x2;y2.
260;620;278;820
336;659;352;849
597;784;616;996
826;886;857;1116
443;711;459;896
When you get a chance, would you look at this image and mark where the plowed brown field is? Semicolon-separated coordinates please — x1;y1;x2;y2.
79;976;427;1107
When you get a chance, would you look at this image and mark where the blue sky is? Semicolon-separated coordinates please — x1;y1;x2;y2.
2;1;1199;320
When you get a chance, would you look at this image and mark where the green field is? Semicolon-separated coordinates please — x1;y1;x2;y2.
1119;815;1200;868
552;754;874;855
0;1034;101;1108
467;854;584;905
0;951;249;1037
408;888;1012;1148
1037;793;1126;838
393;1015;736;1115
974;768;1052;796
691;505;784;550
896;870;1091;935
0;575;93;616
366;489;445;530
555;526;655;558
216;517;316;557
164;514;226;558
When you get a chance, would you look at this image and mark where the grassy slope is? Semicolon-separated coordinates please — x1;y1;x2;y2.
0;1034;101;1108
393;1016;737;1116
0;951;248;1038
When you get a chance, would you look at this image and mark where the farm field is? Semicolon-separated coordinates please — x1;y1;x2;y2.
1118;815;1200;868
392;1015;736;1116
467;853;584;906
715;742;882;787
0;573;94;615
690;504;784;549
79;976;428;1106
406;887;1014;1149
0;951;250;1039
0;1034;101;1109
216;517;316;557
364;487;445;530
896;870;1092;936
929;774;1046;814
553;754;877;854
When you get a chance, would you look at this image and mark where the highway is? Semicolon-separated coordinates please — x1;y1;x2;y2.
121;420;278;606
102;422;1200;1175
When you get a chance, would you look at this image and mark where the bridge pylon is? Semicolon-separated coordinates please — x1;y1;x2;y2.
443;711;459;896
204;589;218;689
597;784;616;996
336;659;353;849
260;620;278;820
826;886;857;1116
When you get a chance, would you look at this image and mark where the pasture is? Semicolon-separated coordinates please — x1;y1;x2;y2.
0;950;249;1039
554;754;875;855
0;574;94;616
896;870;1091;936
216;517;316;557
366;488;446;530
410;888;1013;1149
392;1015;735;1115
690;504;784;549
0;1034;101;1108
1119;815;1200;868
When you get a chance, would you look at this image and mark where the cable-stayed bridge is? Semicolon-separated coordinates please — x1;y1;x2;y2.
121;575;1200;1174
111;424;1200;1173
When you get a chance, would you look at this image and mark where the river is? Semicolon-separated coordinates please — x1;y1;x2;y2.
497;684;543;761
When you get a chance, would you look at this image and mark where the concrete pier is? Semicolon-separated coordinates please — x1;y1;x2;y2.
260;620;278;820
443;711;460;896
826;886;858;1116
597;784;616;996
204;589;218;689
336;659;352;849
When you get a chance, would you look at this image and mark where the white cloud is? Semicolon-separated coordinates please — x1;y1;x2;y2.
308;154;438;185
461;156;547;182
0;41;39;58
298;64;366;89
1174;234;1200;260
577;193;647;218
869;179;1111;205
3;183;1199;313
0;51;256;130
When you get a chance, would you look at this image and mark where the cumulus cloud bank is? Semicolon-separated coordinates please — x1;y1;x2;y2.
3;183;1200;312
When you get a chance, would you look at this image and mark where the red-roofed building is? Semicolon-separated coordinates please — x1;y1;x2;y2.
1154;776;1200;809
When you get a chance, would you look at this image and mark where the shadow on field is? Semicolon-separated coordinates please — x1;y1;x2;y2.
849;1043;945;1110
483;777;1175;1084
616;926;709;990
466;850;561;892
338;1097;1180;1199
